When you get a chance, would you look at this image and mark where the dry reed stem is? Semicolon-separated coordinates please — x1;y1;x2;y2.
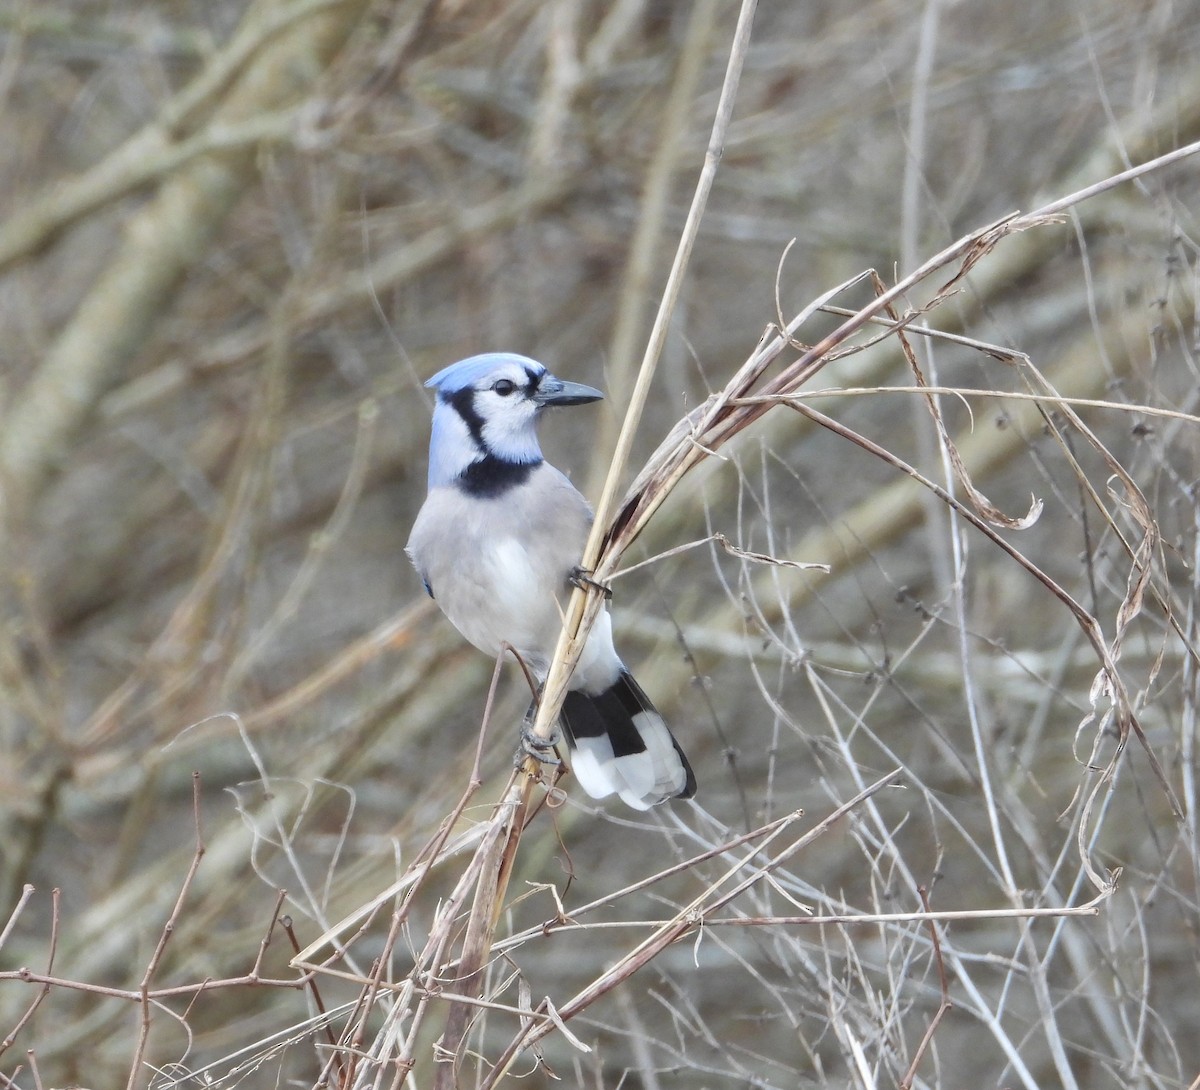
320;6;753;1080
532;0;765;747
377;1;763;1078
587;0;721;477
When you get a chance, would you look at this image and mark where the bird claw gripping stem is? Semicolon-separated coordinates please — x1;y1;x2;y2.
515;716;562;769
569;566;613;600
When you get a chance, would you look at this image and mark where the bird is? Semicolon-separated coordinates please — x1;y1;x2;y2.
406;352;696;810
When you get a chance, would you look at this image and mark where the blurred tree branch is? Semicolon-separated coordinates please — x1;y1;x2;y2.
0;0;372;504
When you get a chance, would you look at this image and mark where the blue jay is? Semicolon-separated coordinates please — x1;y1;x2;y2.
406;352;696;809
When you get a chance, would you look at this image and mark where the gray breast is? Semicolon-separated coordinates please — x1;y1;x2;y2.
407;463;593;672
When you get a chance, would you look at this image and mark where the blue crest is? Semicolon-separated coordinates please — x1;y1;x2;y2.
426;353;545;394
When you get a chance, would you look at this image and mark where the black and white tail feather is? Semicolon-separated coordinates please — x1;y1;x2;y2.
562;669;696;809
406;352;696;809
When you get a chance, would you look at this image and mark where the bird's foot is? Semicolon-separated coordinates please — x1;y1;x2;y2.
515;719;562;769
569;566;613;600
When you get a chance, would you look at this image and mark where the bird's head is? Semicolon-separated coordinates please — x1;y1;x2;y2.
424;353;603;488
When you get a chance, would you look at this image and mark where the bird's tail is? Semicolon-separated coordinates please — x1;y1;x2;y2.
559;669;696;810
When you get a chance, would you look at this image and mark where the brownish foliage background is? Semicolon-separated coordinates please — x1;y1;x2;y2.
1;1;1199;1087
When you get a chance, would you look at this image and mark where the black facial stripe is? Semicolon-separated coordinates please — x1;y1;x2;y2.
524;367;542;398
459;455;537;497
444;378;542;494
445;386;486;450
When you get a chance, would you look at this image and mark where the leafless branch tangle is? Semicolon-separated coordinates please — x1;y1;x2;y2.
2;1;1199;1088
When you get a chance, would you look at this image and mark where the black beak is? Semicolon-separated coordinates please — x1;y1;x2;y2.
532;373;605;407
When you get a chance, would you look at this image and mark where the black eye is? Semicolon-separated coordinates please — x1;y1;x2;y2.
492;379;518;396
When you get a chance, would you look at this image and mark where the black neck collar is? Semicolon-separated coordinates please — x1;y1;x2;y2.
458;455;538;497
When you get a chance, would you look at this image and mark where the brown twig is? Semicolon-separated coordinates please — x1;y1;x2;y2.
899;887;952;1090
0;885;34;954
250;888;289;980
125;772;207;1090
0;888;58;1061
0;968;312;1001
280;914;343;1085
